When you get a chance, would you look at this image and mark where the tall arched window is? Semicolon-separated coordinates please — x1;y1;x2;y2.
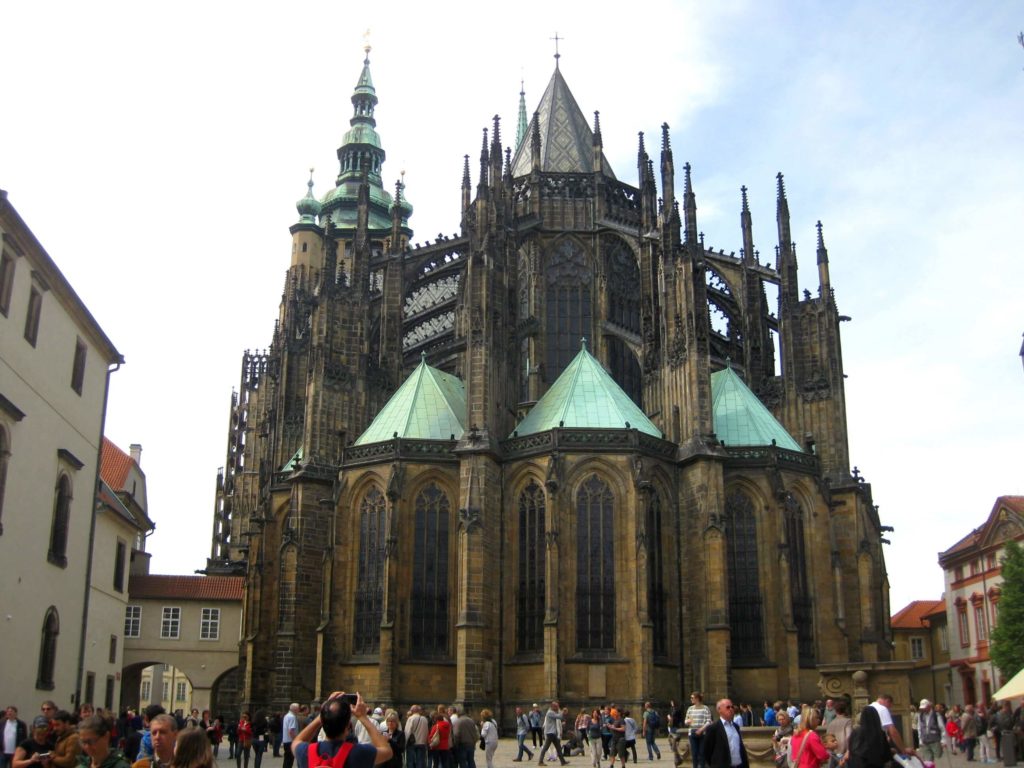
48;476;71;566
354;487;385;654
726;490;764;659
576;474;615;652
545;240;592;382
411;483;449;657
606;240;643;405
277;543;297;632
646;493;667;656
784;493;814;663
517;481;545;653
37;606;59;689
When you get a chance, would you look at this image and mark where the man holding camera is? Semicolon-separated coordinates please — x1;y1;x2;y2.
292;692;392;768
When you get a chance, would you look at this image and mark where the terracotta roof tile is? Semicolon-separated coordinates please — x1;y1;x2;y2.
891;599;945;629
128;575;244;601
101;437;135;489
1000;496;1024;515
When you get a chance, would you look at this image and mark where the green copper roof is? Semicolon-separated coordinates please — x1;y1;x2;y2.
710;366;802;450
354;357;466;445
512;343;659;437
281;446;303;472
509;66;616;179
515;82;529;152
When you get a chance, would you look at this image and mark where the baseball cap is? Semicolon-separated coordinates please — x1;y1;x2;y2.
919;699;931;709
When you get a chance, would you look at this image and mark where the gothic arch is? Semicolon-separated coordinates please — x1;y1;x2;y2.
543;237;595;383
563;457;630;504
515;478;547;654
353;485;386;654
408;480;454;659
573;472;617;653
724;488;766;659
37;606;59;690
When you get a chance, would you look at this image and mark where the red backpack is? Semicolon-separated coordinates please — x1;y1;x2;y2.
307;741;355;768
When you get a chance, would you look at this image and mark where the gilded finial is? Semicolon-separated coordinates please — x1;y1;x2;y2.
362;28;372;61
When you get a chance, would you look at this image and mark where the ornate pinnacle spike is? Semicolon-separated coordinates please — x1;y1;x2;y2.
593;110;601;137
661;123;671;152
816;220;825;249
480;127;489;166
684;162;693;192
741;185;749;212
776;172;787;200
531;111;541;150
462;154;471;188
394;178;402;204
504;147;512;176
492;114;501;149
637;131;646;158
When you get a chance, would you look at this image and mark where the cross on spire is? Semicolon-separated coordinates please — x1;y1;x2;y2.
551;32;564;66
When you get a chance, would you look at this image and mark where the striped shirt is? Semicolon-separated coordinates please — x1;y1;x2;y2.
685;705;712;735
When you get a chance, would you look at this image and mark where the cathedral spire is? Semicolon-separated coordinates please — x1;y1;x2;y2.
776;172;792;258
683;162;698;247
531;111;541;172
461;154;472;215
816;219;831;294
592;111;603;174
479;127;490;194
740;185;755;264
516;80;529;152
295;168;322;225
660;123;675;218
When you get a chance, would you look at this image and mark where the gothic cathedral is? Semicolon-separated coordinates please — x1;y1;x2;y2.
208;49;893;716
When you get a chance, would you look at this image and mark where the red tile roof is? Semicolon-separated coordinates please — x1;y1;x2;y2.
129;575;244;601
939;496;1024;562
891;599;945;629
100;437;135;489
1001;496;1024;515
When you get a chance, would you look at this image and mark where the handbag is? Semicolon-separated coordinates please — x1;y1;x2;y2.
479;736;486;751
429;727;440;749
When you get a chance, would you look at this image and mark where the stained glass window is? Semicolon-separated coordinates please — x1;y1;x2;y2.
545;241;592;382
354;487;386;653
576;475;615;652
411;483;450;657
784;493;814;662
646;493;667;656
517;481;545;653
726;490;764;659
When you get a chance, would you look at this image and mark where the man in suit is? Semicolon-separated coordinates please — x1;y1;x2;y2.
703;700;749;768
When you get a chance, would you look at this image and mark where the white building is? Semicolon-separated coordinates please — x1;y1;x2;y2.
0;190;123;714
938;495;1024;706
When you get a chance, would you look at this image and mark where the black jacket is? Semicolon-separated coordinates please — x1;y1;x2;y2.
3;720;28;755
703;719;749;768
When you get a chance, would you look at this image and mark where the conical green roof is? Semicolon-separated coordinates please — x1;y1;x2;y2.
512;343;659;437
354;357;466;445
710;367;802;450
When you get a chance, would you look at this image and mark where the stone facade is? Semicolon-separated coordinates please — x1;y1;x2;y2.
208;53;893;721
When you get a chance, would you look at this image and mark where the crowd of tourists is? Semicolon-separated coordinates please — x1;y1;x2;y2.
10;692;1024;768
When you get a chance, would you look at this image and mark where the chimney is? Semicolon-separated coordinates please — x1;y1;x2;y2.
129;443;142;466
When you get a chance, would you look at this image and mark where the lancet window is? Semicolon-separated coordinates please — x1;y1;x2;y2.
545;241;592;382
726;490;765;659
411;483;450;657
353;487;386;654
517;481;546;653
576;474;615;652
646;492;667;656
784;493;815;662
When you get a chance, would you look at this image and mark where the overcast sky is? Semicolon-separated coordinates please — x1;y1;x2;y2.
2;1;1021;613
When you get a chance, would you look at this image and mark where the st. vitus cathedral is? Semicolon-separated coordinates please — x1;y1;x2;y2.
208;48;893;716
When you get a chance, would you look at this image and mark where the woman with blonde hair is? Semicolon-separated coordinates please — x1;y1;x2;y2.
479;710;498;768
790;707;829;768
173;729;213;768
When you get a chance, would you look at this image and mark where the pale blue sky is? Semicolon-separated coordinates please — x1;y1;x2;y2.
2;1;1021;612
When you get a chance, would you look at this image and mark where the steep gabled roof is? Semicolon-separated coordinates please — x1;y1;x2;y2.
354;356;466;445
512;344;659;438
710;367;802;451
939;495;1024;565
509;66;616;179
100;437;136;489
891;599;945;629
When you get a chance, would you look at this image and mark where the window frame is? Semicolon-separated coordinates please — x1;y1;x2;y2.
124;605;141;638
108;634;117;664
36;606;59;690
575;474;616;654
71;338;87;395
160;606;181;640
200;607;220;641
0;250;14;316
516;480;546;655
24;286;42;346
48;475;72;567
910;636;925;660
113;539;127;592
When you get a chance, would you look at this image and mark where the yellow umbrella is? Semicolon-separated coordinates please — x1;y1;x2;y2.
993;667;1024;700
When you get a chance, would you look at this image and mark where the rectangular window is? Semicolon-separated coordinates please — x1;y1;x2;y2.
24;287;42;346
124;605;141;637
162;680;169;701
104;676;115;711
161;607;181;639
71;339;87;395
954;565;964;581
992;601;999;628
140;680;151;701
85;672;95;705
108;635;117;664
113;540;127;592
958;608;970;646
910;637;925;660
200;607;220;640
975;605;987;642
176;681;187;701
988;553;997;570
0;251;14;316
939;623;949;651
